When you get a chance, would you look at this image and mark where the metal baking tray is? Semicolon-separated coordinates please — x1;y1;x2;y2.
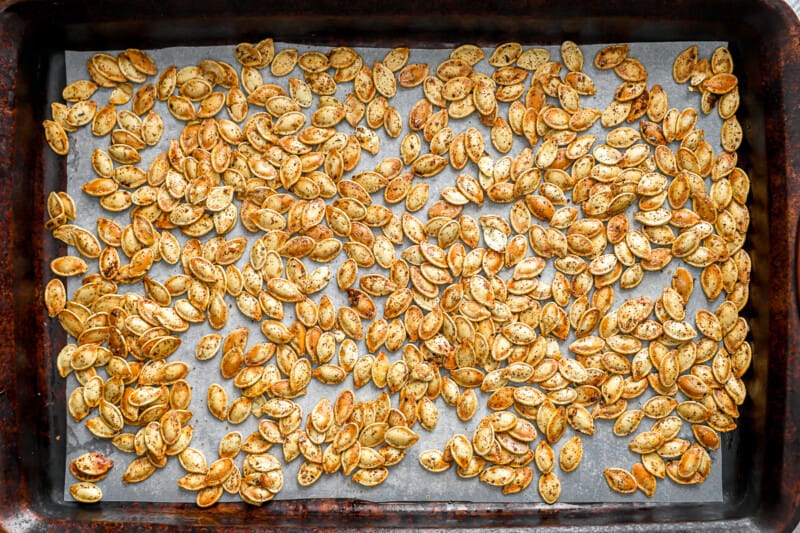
0;0;797;530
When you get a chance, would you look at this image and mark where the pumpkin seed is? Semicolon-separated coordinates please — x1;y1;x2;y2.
538;472;561;504
69;482;102;503
40;39;753;507
603;467;638;494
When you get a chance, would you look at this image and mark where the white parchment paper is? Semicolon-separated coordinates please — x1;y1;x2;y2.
62;40;727;504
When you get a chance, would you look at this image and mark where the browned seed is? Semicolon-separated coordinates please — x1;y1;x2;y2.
603;467;638;494
41;38;752;507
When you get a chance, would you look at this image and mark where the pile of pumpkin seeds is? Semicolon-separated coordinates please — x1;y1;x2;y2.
45;39;751;506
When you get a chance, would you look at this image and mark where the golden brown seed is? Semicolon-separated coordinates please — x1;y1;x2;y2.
673;45;698;84
44;118;70;155
538;472;561;504
352;467;389;487
604;467;638;494
632;463;657;497
418;449;451;473
70;452;114;481
41;39;753;508
559;436;583;472
70;482;103;503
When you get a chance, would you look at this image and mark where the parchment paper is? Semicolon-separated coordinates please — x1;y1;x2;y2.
62;40;728;504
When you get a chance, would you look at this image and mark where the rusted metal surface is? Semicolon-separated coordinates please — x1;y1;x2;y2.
0;0;797;530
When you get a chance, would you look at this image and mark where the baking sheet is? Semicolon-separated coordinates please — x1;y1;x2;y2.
62;40;727;504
